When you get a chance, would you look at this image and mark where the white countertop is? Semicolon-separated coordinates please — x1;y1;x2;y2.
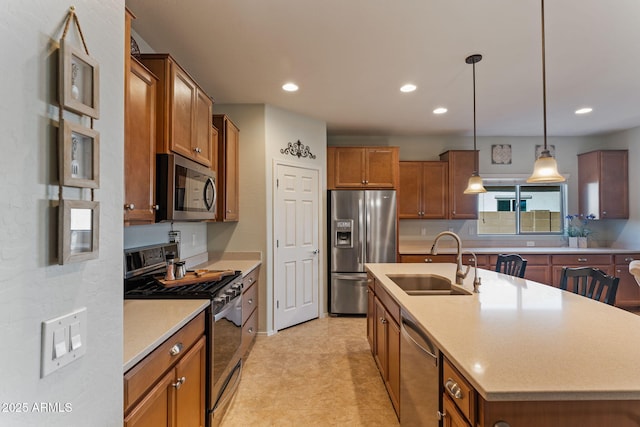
366;262;640;401
123;299;209;372
399;241;640;255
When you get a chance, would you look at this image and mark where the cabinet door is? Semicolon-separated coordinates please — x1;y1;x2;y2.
398;162;422;218
365;148;397;188
422;161;448;219
614;254;640;308
124;59;157;225
373;297;387;375
600;151;628;219
223;119;240;221
124;370;174;427
387;316;400;416
334;147;365;187
175;336;206;427
443;395;471;427
441;151;477;219
210;126;219;175
366;284;375;351
170;64;197;159
192;90;213;167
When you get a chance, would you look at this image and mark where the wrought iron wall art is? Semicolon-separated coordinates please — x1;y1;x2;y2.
280;140;316;159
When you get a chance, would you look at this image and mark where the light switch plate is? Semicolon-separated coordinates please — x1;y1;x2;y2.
41;307;87;377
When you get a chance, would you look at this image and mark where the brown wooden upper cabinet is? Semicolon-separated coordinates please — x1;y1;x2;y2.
578;150;628;219
139;54;214;168
124;10;158;226
327;146;399;189
213;115;239;222
439;150;478;220
399;161;448;219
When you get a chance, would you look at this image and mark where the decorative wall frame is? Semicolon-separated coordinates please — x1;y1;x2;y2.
59;39;100;119
491;144;512;164
59;200;99;265
280;140;316;159
60;120;100;188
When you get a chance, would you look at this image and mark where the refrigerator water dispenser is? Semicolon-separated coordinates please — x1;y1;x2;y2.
334;220;353;248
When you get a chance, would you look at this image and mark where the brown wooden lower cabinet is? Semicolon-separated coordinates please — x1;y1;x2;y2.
443;395;471;427
241;267;260;356
124;312;205;427
368;274;400;418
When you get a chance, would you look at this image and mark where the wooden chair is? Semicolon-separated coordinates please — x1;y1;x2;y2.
495;254;527;278
559;267;619;306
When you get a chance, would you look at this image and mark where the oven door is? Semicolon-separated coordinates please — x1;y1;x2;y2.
210;292;242;420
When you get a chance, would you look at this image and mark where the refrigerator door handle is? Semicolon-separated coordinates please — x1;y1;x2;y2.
358;195;365;268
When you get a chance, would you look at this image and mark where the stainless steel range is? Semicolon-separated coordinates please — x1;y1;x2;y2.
124;243;243;427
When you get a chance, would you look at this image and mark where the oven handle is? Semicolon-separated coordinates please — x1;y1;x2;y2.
214;361;242;411
213;296;241;322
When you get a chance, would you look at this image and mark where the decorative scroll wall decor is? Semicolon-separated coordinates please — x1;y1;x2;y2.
280;140;316;159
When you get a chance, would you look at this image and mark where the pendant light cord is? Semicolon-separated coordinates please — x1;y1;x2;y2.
541;0;548;152
473;59;478;173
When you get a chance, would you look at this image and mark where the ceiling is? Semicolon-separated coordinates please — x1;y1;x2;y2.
126;0;640;137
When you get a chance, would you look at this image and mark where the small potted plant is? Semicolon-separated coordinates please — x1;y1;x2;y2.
565;214;595;248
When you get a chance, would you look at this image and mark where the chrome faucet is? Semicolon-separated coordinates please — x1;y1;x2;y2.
430;231;469;285
463;250;482;292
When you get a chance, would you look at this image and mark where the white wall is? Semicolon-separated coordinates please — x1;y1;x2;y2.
208;104;327;334
0;1;124;425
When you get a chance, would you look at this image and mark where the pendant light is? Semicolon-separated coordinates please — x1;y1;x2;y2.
527;0;565;183
463;54;487;194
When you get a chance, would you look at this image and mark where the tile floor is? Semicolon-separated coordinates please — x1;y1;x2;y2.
220;316;399;426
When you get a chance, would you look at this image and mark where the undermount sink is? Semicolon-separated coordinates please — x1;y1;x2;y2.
387;274;471;296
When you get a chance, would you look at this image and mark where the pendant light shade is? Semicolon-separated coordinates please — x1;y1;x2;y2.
463;54;487;194
527;0;565;183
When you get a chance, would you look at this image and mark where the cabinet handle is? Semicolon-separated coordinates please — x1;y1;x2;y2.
379;317;387;325
248;327;254;334
603;211;607;216
124;203;135;210
437;410;446;420
494;422;511;427
169;343;183;356
445;379;463;399
153;204;160;211
248;298;253;305
193;147;202;153
577;258;588;262
625;257;635;262
171;376;186;389
425;258;433;263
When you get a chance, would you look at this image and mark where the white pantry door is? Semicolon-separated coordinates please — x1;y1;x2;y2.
274;163;320;331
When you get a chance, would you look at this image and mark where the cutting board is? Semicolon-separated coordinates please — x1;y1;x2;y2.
157;269;235;288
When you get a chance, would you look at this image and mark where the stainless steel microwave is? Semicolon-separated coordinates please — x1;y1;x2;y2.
156;153;217;222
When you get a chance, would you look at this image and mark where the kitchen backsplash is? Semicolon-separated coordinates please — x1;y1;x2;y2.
124;222;208;259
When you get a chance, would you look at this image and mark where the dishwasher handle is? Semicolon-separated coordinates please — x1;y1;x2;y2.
401;316;439;364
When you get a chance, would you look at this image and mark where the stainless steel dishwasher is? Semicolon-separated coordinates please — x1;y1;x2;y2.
400;309;440;426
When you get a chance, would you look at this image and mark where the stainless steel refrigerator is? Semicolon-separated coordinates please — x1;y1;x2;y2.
329;190;397;314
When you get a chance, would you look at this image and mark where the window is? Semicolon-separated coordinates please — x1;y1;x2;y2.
477;182;565;235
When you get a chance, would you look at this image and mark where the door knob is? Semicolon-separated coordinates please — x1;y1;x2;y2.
124;203;135;210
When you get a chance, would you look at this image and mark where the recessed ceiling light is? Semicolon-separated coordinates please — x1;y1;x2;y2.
433;107;448;114
400;84;417;93
282;82;299;92
575;107;593;115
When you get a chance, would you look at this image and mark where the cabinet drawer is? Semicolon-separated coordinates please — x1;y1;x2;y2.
242;280;258;324
400;254;457;264
124;311;205;412
243;267;259;289
241;308;258;357
373;282;400;325
614;253;640;264
443;358;476;423
551;254;612;266
488;254;550;266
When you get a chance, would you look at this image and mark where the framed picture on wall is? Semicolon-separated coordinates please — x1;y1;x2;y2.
59;39;100;119
59;120;100;188
58;199;100;264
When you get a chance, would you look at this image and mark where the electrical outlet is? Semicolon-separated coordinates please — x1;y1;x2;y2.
192;233;197;246
526;241;535;247
421;227;427;236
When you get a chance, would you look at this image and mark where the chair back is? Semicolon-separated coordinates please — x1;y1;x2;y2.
495;254;527;278
559;267;619;305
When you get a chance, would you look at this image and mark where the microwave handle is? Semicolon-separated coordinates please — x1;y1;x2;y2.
204;177;217;212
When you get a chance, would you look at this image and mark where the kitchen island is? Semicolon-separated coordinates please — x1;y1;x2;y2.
366;262;640;426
